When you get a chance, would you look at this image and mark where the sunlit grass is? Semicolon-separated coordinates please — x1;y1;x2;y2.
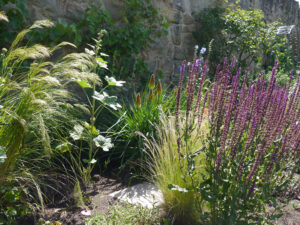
145;113;209;224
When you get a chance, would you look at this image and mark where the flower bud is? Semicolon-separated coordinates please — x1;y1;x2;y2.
135;92;141;107
149;74;155;90
156;79;162;95
148;89;154;102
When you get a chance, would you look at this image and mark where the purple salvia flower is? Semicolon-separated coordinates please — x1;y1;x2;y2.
194;62;208;114
175;60;186;129
198;90;209;126
186;60;198;118
246;141;268;186
215;64;221;81
220;68;240;156
238;113;257;174
177;137;181;162
246;180;256;200
216;150;222;173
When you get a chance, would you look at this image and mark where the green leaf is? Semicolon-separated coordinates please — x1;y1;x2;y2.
0;146;6;164
96;57;108;69
75;79;91;88
168;184;189;193
83;122;99;136
92;91;121;110
6;207;17;216
105;76;126;87
55;142;72;153
93;135;113;151
70;124;84;141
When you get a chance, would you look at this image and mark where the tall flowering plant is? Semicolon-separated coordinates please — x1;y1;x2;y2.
173;58;300;224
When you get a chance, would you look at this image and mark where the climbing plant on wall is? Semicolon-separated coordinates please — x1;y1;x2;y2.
1;0;168;84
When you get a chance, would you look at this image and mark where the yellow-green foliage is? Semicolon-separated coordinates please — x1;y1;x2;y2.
0;20;101;183
145;114;208;224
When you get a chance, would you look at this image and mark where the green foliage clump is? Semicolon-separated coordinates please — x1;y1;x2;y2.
65;31;125;185
110;74;175;168
146;114;209;224
0;184;30;225
0;0;28;48
0;19;122;223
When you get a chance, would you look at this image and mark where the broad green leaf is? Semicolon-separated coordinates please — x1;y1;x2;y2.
6;207;17;216
90;159;97;164
96;57;108;69
70;124;84;141
55;142;72;153
105;76;126;87
93;135;113;151
92;91;121;110
75;79;91;88
168;184;189;193
100;53;109;57
83;122;99;136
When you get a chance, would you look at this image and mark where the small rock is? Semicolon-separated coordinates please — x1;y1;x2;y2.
109;182;164;209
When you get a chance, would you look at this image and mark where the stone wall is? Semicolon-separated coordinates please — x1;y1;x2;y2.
25;0;299;82
26;0;218;82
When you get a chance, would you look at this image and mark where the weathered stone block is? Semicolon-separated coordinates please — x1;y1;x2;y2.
183;13;194;25
167;10;182;24
182;24;196;33
170;25;182;45
174;46;186;60
173;0;184;11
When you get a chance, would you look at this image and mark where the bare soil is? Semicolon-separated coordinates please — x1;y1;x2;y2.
16;174;300;225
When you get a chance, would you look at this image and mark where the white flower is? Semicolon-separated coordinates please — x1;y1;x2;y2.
200;47;206;54
81;209;91;216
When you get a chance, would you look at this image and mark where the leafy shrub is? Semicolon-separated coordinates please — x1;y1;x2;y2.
65;31;125;185
0;184;30;225
154;57;299;224
194;4;295;77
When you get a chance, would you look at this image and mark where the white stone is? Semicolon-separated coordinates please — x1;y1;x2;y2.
109;182;164;209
